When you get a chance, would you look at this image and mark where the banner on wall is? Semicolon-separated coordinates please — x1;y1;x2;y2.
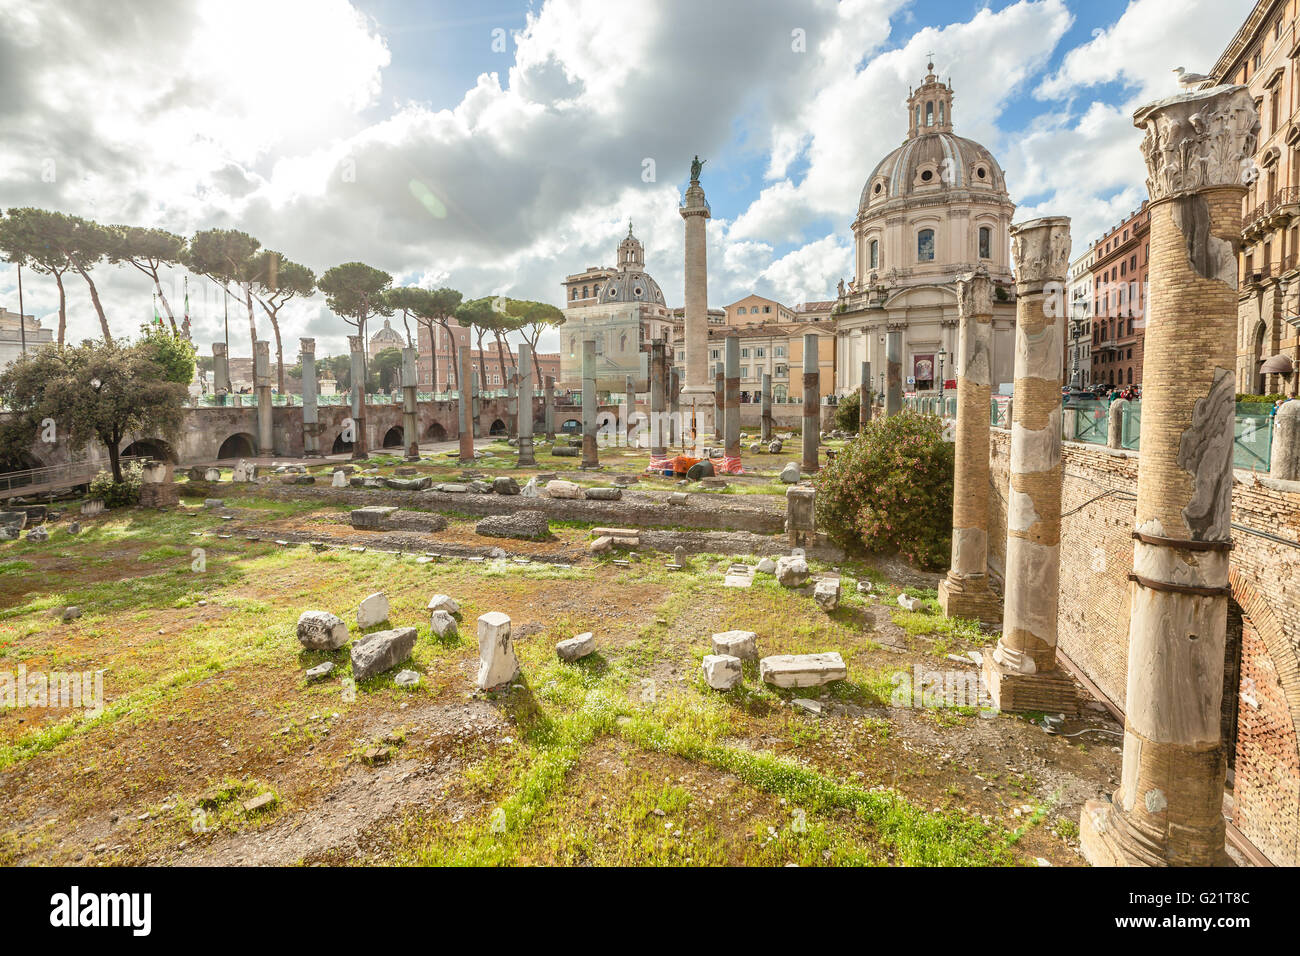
913;354;935;390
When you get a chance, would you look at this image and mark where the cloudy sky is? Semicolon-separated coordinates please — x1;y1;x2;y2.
0;0;1253;359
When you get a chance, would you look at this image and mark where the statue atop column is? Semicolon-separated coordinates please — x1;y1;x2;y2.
690;155;705;183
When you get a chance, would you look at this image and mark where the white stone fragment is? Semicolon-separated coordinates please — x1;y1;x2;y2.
711;630;757;660
296;610;350;650
556;632;596;662
545;479;582;499
430;609;458;638
813;579;841;611
759;652;847;688
775;555;810;588
896;593;923;612
427;594;460;614
702;654;743;690
477;611;520;689
358;592;390;628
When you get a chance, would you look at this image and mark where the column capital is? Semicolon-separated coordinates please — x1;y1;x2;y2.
955;266;993;319
1134;84;1259;201
348;334;364;354
299;337;315;355
212;342;227;356
1010;216;1071;289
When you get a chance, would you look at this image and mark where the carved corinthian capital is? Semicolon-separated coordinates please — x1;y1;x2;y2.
1010;216;1072;288
300;337;316;356
956;266;993;318
1133;84;1259;201
348;334;364;354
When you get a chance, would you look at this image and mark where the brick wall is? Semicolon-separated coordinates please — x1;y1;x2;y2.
987;428;1300;864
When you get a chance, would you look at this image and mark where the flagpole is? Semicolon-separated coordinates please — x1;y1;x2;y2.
16;261;27;357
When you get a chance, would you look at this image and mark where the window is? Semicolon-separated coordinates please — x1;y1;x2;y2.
582;285;589;298
740;366;749;379
869;239;880;269
938;102;945;125
677;350;685;361
755;347;764;357
917;228;935;261
926;101;934;126
571;287;578;300
775;346;785;357
978;226;991;259
741;348;750;357
915;105;921;128
763;305;771;313
737;307;747;315
710;349;720;361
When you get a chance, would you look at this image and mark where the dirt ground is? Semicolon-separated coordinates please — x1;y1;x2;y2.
0;452;1122;867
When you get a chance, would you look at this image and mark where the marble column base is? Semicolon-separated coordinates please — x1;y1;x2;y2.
982;654;1078;715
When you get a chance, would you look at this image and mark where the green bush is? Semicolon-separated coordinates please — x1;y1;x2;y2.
88;461;143;508
833;391;861;431
1236;393;1286;405
813;411;954;570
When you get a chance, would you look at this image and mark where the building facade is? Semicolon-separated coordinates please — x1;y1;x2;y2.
1211;0;1300;396
1066;246;1095;388
0;307;54;370
1088;201;1148;389
833;64;1018;395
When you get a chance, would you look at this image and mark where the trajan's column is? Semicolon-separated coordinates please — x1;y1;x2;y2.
679;155;714;449
1081;84;1258;868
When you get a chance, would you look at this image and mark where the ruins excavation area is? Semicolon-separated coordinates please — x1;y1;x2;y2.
0;443;1124;867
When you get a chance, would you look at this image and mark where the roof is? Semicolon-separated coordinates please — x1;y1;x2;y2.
858;131;1007;215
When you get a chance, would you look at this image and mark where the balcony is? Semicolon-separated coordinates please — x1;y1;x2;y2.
1241;186;1300;239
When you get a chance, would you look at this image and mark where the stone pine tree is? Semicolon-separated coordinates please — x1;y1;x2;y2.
383;286;429;349
515;300;564;392
455;297;497;389
412;287;462;392
0;340;187;483
0;208;74;346
250;250;315;393
185;228;262;362
0;208;114;343
318;261;394;385
109;225;187;335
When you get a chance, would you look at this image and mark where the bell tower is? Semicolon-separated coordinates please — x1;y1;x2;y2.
617;220;645;271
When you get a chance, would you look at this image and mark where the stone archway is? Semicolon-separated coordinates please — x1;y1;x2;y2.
216;432;256;460
489;418;507;437
121;438;177;463
331;432;354;455
381;426;404;449
426;422;447;442
1227;569;1300;865
561;419;580;434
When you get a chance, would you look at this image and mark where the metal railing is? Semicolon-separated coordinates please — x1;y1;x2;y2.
0;455;152;498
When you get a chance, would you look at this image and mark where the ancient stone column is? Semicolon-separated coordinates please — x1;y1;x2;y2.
212;342;231;395
760;372;773;442
544;375;556;440
982;217;1072;715
581;339;598;468
724;335;740;461
506;369;518;440
1108;397;1128;449
517;343;536;467
669;365;681;448
650;339;667;457
254;340;273;457
1081;84;1257;868
300;337;320;457
885;328;903;416
679;163;714;448
624;373;636;448
714;365;724;443
802;333;819;473
348;334;368;460
401;346;419;461
938;268;1000;625
859;361;872;430
1270;400;1299;479
457;347;475;465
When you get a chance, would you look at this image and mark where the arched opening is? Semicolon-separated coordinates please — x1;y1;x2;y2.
216;433;256;461
331;432;354;455
869;239;879;270
561;419;581;434
381;425;404;449
917;228;935;262
489;418;507;436
121;438;176;463
426;422;447;442
979;226;992;259
1251;320;1268;393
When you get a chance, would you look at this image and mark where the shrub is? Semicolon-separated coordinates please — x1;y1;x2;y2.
833;391;861;431
1235;393;1286;405
813;411;954;570
89;461;143;508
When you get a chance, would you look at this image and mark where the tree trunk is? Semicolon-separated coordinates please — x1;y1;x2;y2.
153;274;179;335
270;312;285;394
55;271;67;347
493;331;510;386
438;319;458;393
475;329;488;388
420;321;437;393
74;260;112;344
107;437;122;483
244;283;257;367
526;331;543;396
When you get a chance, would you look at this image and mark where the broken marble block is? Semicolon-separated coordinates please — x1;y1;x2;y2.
394;669;420;688
775;555;810;588
350;506;397;530
476;611;520;690
896;593;923;612
756;556;777;574
556;632;595;662
702;654;743;691
545;479;582;499
296;610;350;650
350;626;418;682
429;609;458;638
305;661;334;682
357;591;390;628
814;579;841;612
332;470;348;487
759;652;847;688
426;594;460;615
584;487;622;501
711;630;757;660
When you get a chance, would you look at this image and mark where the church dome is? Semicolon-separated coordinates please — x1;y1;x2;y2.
859;132;1006;214
598;222;665;305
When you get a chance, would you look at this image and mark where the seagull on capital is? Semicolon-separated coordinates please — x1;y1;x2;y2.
1173;67;1213;90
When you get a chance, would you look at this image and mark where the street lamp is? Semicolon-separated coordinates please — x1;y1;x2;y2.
937;346;947;409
